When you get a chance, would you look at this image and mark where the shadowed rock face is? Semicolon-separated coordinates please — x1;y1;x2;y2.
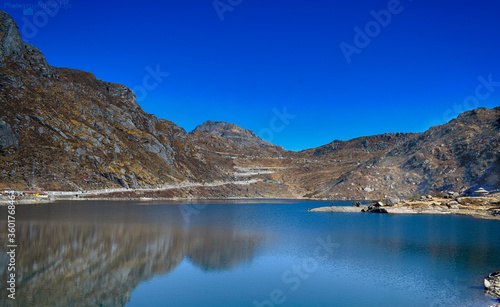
0;11;53;75
0;221;262;307
0;11;24;64
0;119;17;155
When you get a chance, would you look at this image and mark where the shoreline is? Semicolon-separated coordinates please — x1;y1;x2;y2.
0;196;314;205
309;197;500;220
0;198;55;205
0;195;376;206
310;206;500;220
66;196;307;202
2;194;499;222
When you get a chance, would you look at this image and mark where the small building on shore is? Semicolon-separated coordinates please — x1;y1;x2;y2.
23;191;48;197
37;191;49;198
474;188;489;196
24;191;40;197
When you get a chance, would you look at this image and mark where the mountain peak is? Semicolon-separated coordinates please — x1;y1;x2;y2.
0;11;53;75
193;120;256;136
0;11;23;61
191;120;275;149
193;120;239;133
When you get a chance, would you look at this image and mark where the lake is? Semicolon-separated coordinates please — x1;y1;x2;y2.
1;200;500;306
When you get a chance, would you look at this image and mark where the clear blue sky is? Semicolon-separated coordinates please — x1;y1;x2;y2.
4;0;500;150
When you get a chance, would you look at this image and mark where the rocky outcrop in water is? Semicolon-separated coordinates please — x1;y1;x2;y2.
361;202;388;213
485;271;500;299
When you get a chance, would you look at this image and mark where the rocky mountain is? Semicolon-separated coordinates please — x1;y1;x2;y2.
384;107;500;194
0;10;498;199
0;11;227;191
284;107;500;199
189;120;286;156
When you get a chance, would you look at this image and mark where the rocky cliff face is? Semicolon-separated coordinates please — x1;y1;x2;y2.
0;11;225;190
0;11;52;76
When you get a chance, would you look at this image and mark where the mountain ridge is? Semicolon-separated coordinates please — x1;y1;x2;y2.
0;10;229;191
0;11;499;199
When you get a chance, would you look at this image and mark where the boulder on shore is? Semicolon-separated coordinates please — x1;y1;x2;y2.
386;197;400;206
361;203;388;213
485;271;500;299
352;201;362;207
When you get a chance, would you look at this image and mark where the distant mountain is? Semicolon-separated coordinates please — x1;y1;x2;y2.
189;120;286;156
288;107;500;198
300;132;415;161
192;120;272;147
385;107;500;193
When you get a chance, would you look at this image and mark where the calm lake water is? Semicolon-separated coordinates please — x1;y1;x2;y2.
1;200;500;306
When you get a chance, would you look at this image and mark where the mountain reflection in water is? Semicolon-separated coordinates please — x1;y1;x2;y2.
0;202;262;307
